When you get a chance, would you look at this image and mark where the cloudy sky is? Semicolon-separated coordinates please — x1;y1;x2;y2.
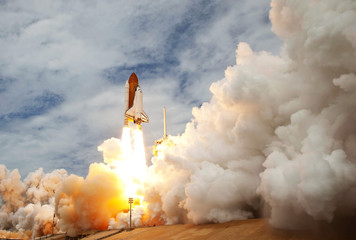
0;0;281;177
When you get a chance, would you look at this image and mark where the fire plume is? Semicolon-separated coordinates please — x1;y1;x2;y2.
113;127;147;199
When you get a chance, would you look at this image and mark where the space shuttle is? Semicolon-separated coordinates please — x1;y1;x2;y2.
124;73;149;129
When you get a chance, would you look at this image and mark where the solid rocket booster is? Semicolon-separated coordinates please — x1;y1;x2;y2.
124;73;149;129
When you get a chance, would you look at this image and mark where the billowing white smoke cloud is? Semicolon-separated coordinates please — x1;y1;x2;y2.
144;43;273;225
258;0;356;228
25;168;68;205
108;206;145;230
0;165;67;237
0;165;26;213
145;0;356;229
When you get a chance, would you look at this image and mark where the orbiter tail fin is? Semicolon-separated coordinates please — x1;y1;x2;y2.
141;111;149;122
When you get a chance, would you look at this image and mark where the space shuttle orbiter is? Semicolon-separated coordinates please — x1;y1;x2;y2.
124;73;149;129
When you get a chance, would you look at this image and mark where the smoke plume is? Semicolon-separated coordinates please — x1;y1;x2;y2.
144;0;356;229
0;166;67;238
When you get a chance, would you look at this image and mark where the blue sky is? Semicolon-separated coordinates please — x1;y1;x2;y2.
0;0;281;177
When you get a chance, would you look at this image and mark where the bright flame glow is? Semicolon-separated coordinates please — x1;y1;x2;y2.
112;127;147;199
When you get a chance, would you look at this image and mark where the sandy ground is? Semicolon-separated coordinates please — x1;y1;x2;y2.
47;218;356;240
